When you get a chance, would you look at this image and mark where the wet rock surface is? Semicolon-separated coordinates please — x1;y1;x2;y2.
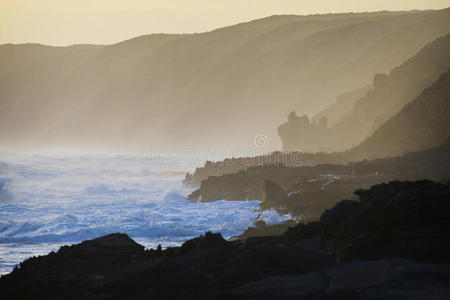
188;139;450;225
1;180;449;299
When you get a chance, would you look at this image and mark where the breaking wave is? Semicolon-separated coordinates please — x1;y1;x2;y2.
0;153;289;274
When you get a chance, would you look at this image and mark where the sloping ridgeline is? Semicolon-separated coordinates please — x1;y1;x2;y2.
1;9;449;151
188;69;450;223
184;35;450;188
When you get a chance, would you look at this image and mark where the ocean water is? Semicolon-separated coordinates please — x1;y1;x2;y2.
0;152;290;275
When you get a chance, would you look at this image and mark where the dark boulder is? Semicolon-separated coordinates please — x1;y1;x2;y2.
60;232;145;255
180;231;227;254
284;180;450;263
284;221;321;245
320;181;450;262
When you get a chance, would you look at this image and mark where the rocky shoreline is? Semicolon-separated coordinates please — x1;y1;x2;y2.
188;139;450;226
185;64;450;191
1;180;449;299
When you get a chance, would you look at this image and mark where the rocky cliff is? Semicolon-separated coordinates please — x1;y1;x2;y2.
1;9;450;151
278;33;450;153
186;57;450;188
188;138;450;223
1;180;449;299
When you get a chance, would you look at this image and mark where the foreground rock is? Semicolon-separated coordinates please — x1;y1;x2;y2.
235;259;450;299
0;232;334;299
1;180;449;299
286;180;450;263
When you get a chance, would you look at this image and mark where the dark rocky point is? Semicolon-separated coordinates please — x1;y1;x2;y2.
1;180;449;299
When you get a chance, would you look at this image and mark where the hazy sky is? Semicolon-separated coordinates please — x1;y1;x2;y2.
1;0;449;46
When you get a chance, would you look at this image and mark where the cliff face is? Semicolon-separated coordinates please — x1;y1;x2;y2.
1;9;449;151
186;65;450;187
278;33;450;153
311;85;372;127
183;151;306;188
278;112;329;152
348;68;450;160
188;138;450;221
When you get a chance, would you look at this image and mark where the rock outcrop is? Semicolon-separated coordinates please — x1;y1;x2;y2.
1;181;450;299
347;68;450;161
278;33;450;153
311;84;372;127
186;57;450;189
278;111;329;152
183;151;305;188
286;180;450;264
261;180;287;205
64;233;145;255
188;137;450;224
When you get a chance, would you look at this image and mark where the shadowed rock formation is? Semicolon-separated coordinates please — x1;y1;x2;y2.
278;111;329;152
262;180;287;205
286;180;450;264
64;233;145;255
1;180;449;299
279;33;450;153
185;63;450;188
311;85;372;127
188;137;450;224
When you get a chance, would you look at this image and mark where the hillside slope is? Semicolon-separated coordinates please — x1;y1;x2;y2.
1;9;449;151
350;68;450;160
311;85;372;127
279;32;450;152
186;67;450;187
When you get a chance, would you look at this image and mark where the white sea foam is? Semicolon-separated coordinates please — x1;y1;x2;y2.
0;153;289;275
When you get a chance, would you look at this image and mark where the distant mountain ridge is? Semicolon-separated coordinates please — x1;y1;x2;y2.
0;8;449;151
279;32;450;152
185;66;450;187
311;85;372;127
349;68;450;160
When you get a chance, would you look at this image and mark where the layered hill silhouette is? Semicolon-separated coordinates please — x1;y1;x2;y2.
279;32;450;152
1;9;449;151
348;68;450;160
185;65;450;187
311;84;372;128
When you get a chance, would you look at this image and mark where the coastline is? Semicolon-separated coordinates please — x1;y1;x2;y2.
1;180;449;299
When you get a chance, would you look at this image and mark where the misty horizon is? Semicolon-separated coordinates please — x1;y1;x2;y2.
1;2;450;298
2;7;449;153
1;8;448;47
1;1;449;46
